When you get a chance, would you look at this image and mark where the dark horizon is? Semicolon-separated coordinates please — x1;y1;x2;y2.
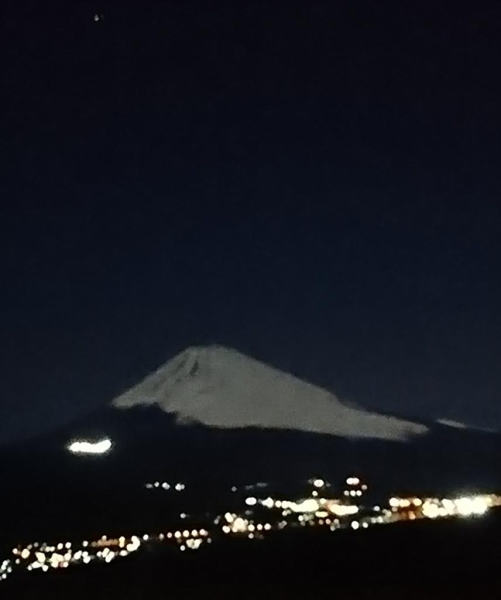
2;0;500;442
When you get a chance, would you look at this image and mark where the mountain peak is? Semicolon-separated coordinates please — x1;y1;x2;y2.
112;346;428;442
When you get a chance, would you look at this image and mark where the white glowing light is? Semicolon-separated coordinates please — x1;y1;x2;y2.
232;518;248;533
245;497;257;506
125;536;141;553
422;501;440;519
261;497;275;509
313;478;325;488
68;439;112;455
289;499;320;513
327;502;359;517
455;496;488;517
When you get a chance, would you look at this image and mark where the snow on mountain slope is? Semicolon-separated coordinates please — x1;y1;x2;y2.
436;418;496;433
436;419;470;430
112;346;428;442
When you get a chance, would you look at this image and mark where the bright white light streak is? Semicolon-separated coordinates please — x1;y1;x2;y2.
68;439;112;455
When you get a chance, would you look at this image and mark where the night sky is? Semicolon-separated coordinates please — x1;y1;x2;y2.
2;1;500;442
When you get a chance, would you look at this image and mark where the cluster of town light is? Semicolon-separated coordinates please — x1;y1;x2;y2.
2;528;212;584
145;481;186;491
388;494;492;520
161;528;211;552
2;475;499;586
0;560;12;581
243;477;363;521
423;496;489;519
10;535;142;575
221;513;273;537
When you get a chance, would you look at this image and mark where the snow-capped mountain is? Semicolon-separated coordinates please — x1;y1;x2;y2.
2;345;500;544
112;345;428;442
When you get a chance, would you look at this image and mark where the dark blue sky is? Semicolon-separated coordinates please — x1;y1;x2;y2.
1;1;500;441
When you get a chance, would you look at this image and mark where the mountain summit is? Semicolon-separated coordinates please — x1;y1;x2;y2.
112;346;427;442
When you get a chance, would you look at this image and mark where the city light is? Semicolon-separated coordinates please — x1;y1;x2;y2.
289;499;320;513
1;475;499;586
454;496;488;517
346;477;360;486
327;502;359;517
